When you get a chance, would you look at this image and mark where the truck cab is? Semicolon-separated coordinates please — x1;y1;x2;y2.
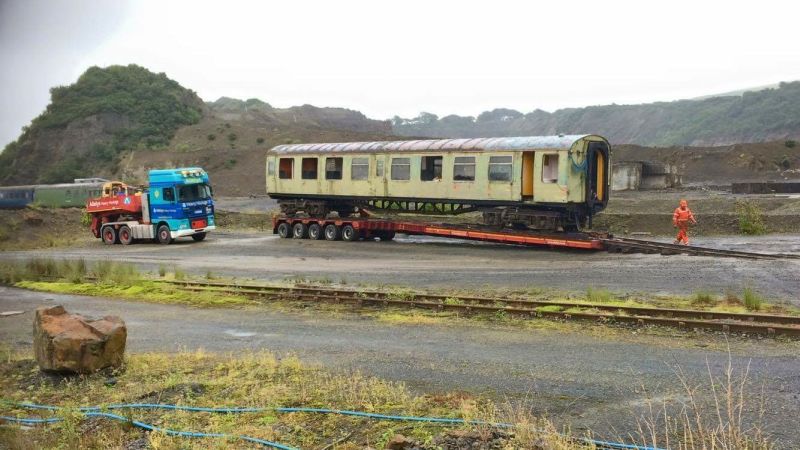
85;167;216;245
147;168;216;242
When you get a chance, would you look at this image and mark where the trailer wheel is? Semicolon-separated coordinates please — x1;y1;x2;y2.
341;224;358;242
192;232;207;242
292;222;308;239
277;222;291;238
118;225;133;245
324;224;340;241
101;226;117;245
378;231;395;241
156;224;173;245
308;223;323;240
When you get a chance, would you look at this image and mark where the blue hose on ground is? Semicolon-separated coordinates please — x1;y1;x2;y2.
0;411;296;450
2;401;664;450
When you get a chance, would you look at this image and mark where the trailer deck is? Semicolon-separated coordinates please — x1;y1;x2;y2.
273;216;604;250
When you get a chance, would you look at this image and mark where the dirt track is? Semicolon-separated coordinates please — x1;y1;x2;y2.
2;287;799;446
2;231;799;303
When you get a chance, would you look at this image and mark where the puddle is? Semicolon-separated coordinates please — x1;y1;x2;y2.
224;329;257;338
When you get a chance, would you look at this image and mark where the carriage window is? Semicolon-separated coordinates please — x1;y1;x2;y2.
421;156;443;181
279;158;294;179
391;157;411;180
488;156;512;182
376;159;384;177
267;159;275;176
325;157;343;180
351;157;369;180
301;157;318;179
453;156;475;181
542;154;559;183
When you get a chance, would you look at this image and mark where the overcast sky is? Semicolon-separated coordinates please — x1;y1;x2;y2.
1;0;799;148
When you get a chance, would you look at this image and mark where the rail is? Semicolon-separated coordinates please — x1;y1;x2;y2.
164;280;800;337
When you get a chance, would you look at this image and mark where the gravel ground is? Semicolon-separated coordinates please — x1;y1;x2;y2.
2;231;799;302
1;287;799;446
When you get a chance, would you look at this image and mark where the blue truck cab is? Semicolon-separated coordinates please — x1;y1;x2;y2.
147;167;216;242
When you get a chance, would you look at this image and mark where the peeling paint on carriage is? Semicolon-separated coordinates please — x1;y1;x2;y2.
270;135;592;154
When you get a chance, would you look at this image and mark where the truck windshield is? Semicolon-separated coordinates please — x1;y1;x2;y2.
178;183;212;202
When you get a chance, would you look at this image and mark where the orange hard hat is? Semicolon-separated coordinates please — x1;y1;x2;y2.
679;199;688;208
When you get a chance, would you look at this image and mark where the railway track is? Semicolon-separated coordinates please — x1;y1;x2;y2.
598;236;800;260
165;280;800;337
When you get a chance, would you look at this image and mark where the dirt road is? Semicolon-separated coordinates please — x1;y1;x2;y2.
2;287;799;445
2;231;800;303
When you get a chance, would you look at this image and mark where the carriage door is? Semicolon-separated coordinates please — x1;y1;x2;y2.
521;152;535;199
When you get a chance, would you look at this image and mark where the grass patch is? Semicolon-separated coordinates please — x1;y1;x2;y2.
691;290;718;307
14;281;252;308
586;287;613;303
535;305;563;313
0;350;775;449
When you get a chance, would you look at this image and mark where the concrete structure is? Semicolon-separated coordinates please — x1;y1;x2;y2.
612;161;681;191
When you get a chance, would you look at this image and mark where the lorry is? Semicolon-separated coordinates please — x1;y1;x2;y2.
85;168;216;245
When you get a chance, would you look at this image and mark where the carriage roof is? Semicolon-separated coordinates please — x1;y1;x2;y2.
269;135;603;155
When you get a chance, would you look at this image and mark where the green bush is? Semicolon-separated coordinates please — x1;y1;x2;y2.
227;132;237;142
734;200;766;235
207;133;216;141
786;140;797;148
256;137;265;144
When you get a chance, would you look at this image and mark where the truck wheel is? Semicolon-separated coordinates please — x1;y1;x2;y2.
308;223;323;240
277;222;291;238
118;225;133;245
292;222;308;239
101;226;117;245
324;224;340;241
341;224;358;242
156;224;173;245
192;232;207;242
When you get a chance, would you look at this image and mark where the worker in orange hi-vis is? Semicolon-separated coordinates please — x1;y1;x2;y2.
673;199;697;245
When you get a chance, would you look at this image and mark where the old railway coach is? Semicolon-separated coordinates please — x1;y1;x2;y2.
266;135;610;230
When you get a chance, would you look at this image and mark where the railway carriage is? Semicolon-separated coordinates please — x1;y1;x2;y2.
266;135;610;229
0;186;35;209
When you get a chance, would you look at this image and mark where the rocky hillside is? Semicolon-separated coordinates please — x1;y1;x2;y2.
392;82;800;146
0;65;205;185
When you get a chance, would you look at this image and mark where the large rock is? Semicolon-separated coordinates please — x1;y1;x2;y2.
33;305;126;374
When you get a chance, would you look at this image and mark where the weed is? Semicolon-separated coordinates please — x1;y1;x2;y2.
387;288;416;301
174;268;186;281
743;286;763;311
692;290;718;306
535;305;563;313
158;264;167;277
735;200;766;235
443;297;463;305
227;132;237;142
205;270;216;280
785;139;796;148
586;287;612;303
256;137;265;144
207;133;216;141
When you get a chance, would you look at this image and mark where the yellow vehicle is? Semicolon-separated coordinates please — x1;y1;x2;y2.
266;135;610;230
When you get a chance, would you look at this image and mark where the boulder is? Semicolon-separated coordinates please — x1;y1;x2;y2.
33;305;126;374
